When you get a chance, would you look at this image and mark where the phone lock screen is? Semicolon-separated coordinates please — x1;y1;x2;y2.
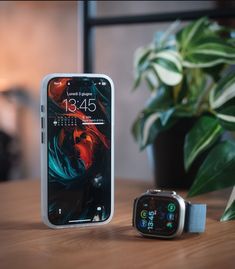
47;76;112;225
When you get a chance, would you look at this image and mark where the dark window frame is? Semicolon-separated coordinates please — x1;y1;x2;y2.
82;1;235;73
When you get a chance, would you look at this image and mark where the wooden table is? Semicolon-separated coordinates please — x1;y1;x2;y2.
0;179;234;269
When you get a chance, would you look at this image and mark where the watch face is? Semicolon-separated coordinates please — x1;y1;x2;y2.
135;195;180;237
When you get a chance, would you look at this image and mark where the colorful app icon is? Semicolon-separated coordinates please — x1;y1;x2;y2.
166;222;173;229
139;219;148;228
167;213;174;221
140;210;148;218
168;203;176;212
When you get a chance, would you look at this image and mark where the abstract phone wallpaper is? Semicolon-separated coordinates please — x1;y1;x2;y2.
47;77;112;225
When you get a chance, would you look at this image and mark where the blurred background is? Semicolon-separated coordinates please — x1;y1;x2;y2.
0;1;233;182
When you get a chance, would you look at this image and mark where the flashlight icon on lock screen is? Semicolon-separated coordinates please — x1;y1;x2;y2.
140;210;147;218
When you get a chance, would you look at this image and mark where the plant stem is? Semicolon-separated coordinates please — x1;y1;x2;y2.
196;81;215;116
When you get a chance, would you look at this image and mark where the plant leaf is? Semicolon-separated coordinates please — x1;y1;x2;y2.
132;111;161;150
134;46;152;70
182;43;235;67
132;105;176;150
133;73;142;90
188;141;235;197
154;20;180;49
151;60;182;86
177;18;235;68
220;200;235;221
187;41;235;59
177;17;210;52
133;46;152;90
203;63;225;81
141;112;161;147
159;108;175;126
216;106;235;131
184;116;223;171
183;56;235;68
144;69;159;91
153;50;182;71
145;85;173;110
132;110;163;150
210;71;235;109
173;102;197;117
149;49;183;86
132;113;143;147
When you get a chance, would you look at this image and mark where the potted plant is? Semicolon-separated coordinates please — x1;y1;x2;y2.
132;17;235;220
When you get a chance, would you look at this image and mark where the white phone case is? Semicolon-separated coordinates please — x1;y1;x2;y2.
40;73;114;228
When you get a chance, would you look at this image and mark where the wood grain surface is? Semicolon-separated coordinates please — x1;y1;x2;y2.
0;179;234;269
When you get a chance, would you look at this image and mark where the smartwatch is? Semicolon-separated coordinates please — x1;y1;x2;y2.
132;190;207;239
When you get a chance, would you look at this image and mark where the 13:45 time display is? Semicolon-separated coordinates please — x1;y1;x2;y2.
62;98;97;113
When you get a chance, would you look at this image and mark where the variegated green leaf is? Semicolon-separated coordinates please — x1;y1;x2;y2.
184;116;223;171
132;109;162;150
149;50;183;86
133;74;142;90
142;112;161;147
177;17;210;51
183;41;235;68
210;72;235;109
132;86;176;149
177;18;235;68
203;63;225;81
220;200;235;221
183;57;235;68
151;63;182;86
132;111;163;150
217;113;235;123
188;141;235;197
144;69;159;91
189;40;235;57
134;46;152;69
154;20;180;49
159;108;175;126
145;85;174;111
216;106;235;131
133;46;152;90
153;50;182;71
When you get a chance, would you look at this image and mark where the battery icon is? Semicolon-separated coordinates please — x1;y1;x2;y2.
101;82;106;86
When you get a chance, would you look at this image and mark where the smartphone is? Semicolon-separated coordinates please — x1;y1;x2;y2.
40;74;114;228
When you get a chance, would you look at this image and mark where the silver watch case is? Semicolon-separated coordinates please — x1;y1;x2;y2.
133;190;186;239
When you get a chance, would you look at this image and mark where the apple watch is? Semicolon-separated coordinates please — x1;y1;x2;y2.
132;190;206;239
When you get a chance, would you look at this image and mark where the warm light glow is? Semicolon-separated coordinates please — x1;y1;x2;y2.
0;78;10;91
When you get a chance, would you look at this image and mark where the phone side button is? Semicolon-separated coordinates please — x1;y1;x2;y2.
41;117;44;129
41;132;44;144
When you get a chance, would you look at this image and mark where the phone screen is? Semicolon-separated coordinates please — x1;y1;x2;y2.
47;76;112;225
